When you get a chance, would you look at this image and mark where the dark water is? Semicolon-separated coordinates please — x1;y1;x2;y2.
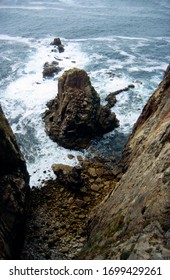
0;0;169;186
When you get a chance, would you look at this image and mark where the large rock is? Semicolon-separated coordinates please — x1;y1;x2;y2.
51;37;65;53
43;61;62;78
79;64;170;259
43;68;119;149
0;106;30;259
52;164;83;191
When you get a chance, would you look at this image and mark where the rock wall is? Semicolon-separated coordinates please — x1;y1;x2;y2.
80;64;170;260
0;106;30;259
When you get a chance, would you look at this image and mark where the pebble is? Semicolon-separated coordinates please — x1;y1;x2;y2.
91;184;101;192
21;155;115;260
60;247;69;253
58;230;67;237
67;154;75;159
88;168;97;177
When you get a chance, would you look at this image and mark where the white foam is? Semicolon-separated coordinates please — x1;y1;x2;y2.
1;35;168;186
0;34;34;46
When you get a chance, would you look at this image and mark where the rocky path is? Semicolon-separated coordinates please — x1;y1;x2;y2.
21;157;119;260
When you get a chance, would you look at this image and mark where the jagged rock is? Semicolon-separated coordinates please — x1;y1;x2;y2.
0;106;30;259
52;163;83;190
105;84;135;108
51;38;65;53
43;68;119;149
58;44;64;53
52;38;62;46
43;61;62;78
80;64;170;260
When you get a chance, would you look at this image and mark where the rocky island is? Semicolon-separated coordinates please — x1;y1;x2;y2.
43;68;119;150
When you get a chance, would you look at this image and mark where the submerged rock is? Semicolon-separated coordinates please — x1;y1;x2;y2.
43;68;119;149
0;106;30;259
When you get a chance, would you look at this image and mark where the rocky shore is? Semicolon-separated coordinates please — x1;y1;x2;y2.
21;157;120;259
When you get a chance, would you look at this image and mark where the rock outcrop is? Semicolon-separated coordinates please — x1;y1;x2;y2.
43;61;62;78
79;64;170;259
51;37;65;53
43;68;119;149
0;106;30;259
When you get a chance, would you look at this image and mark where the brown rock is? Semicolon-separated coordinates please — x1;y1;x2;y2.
0;106;30;259
80;64;170;260
52;163;83;190
91;184;102;192
43;68;119;149
88;168;97;178
67;154;75;160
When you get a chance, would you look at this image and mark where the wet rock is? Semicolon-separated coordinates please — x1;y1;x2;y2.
43;61;62;78
105;84;135;108
51;38;62;46
58;44;65;53
67;154;75;160
51;37;65;53
43;68;119;149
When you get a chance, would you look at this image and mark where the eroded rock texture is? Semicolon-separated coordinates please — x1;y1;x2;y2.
0;106;30;259
80;64;170;260
43;68;119;150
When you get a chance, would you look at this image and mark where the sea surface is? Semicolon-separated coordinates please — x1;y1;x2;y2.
0;0;170;186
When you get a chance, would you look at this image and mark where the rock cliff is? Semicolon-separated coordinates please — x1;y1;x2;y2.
0;106;30;259
43;68;119;149
79;64;170;259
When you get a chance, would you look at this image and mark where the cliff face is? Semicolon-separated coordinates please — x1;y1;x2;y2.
0;106;30;259
80;64;170;260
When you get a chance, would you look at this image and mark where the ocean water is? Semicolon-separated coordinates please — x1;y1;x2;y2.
0;0;170;186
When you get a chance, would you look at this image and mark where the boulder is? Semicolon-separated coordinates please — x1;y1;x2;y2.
0;106;30;259
43;68;119;149
52;38;62;46
51;38;65;53
43;61;62;78
52;164;83;191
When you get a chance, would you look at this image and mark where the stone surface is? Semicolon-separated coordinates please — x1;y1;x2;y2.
79;64;170;260
43;68;119;149
20;157;116;260
52;163;83;191
0;106;30;259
